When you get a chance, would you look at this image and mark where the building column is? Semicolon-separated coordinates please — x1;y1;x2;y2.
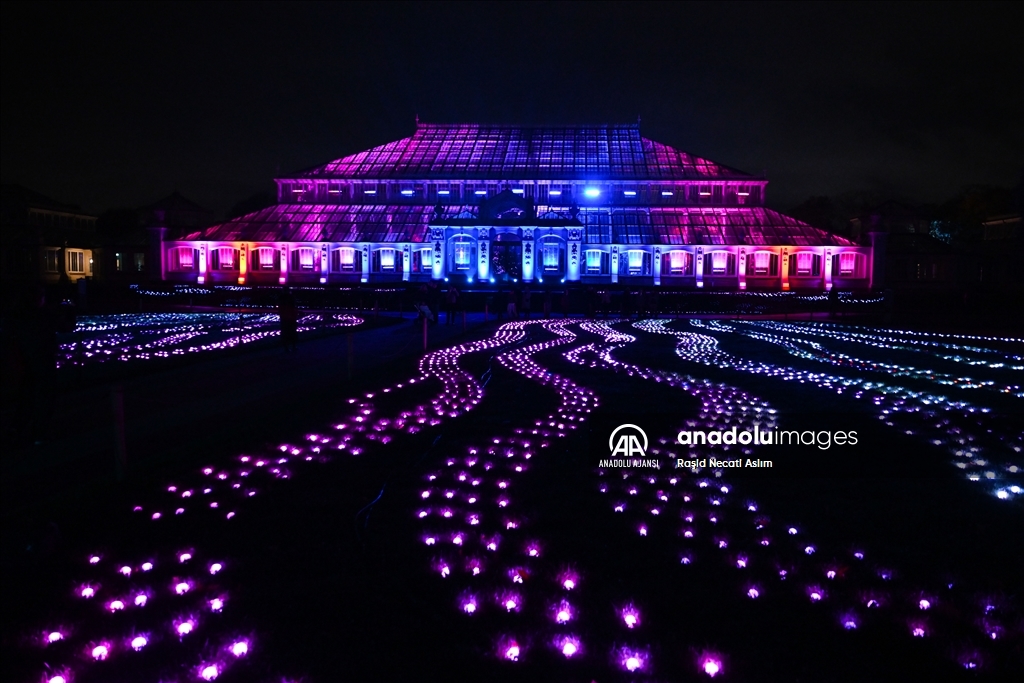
780;248;790;291
737;247;747;290
320;243;329;284
823;248;833;291
566;228;581;282
522;229;534;283
238;243;248;285
610;245;619;284
477;237;489;282
694;246;704;288
278;244;288;285
431;229;445;280
402;244;411;282
360;244;370;283
653;246;662;286
198;242;209;285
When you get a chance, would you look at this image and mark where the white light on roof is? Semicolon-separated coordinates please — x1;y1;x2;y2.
737;192;750;196
363;190;377;195
400;190;414;196
699;191;712;196
437;190;450;195
584;188;600;198
512;189;525;194
549;190;562;196
661;191;674;196
624;191;637;196
474;190;487;195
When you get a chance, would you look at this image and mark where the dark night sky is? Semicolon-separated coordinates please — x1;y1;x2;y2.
2;1;1021;217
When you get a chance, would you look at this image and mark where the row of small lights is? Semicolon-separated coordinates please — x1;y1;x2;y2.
578;320;1010;669
412;320;733;676
747;319;1024;370
736;321;1023;397
637;318;1023;501
31;320;544;682
59;313;362;368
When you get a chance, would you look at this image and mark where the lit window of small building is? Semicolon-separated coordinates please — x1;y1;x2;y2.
67;250;86;274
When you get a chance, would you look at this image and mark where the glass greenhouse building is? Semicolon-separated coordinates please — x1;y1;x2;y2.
160;123;872;290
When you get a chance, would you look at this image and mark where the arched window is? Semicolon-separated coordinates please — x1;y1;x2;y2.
538;237;565;272
664;250;693;275
211;247;239;270
252;247;279;271
585;249;608;274
372;248;399;272
748;251;779;276
169;247;197;271
412;248;433;273
331;247;357;272
623;249;652;276
705;251;736;275
291;247;317;271
449;237;474;271
787;252;823;276
834;252;862;277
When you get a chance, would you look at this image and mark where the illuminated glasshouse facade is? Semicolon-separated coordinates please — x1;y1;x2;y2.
161;123;871;290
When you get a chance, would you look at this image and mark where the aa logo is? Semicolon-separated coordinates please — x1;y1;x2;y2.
609;424;648;457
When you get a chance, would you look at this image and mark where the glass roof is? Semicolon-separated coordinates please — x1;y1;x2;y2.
187;205;855;247
292;124;754;181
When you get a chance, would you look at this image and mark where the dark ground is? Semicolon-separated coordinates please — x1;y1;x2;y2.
2;312;1021;682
